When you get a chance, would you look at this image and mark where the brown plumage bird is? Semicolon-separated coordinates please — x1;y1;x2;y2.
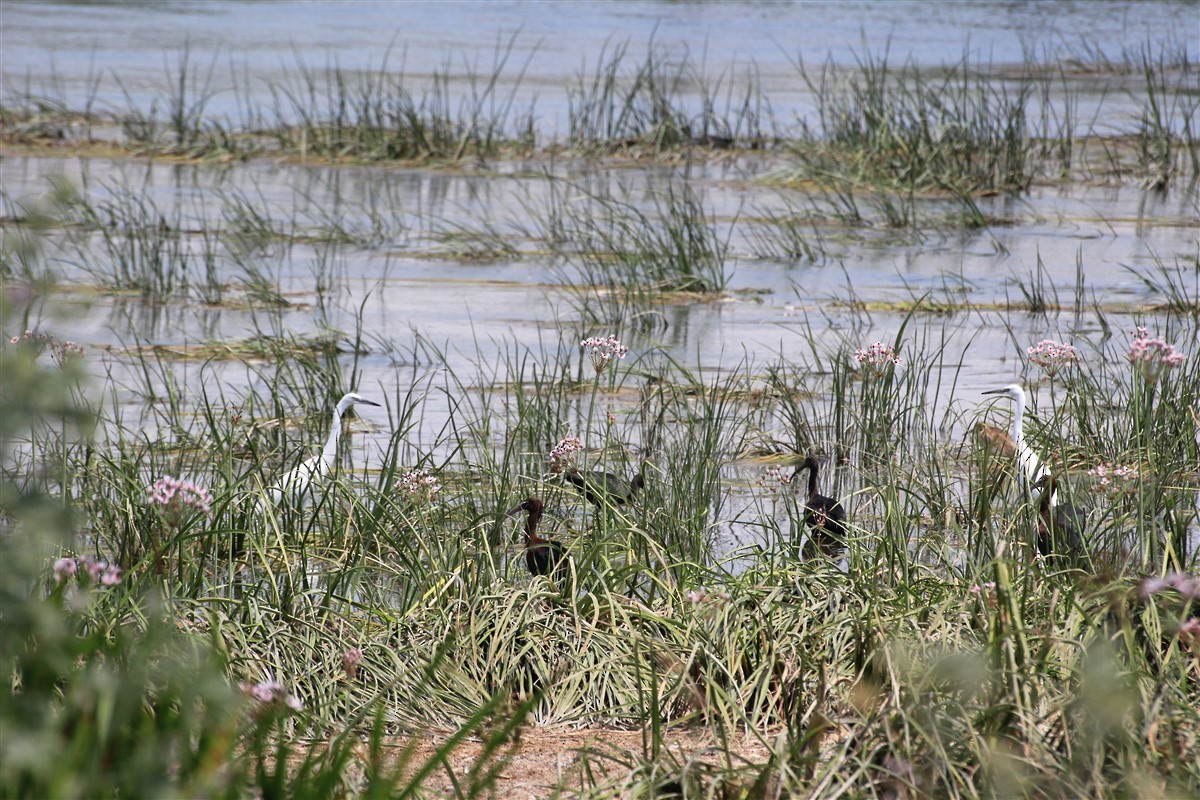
505;497;571;584
973;421;1018;459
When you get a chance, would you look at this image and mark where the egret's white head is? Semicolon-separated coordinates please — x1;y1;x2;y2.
336;392;381;412
981;383;1025;402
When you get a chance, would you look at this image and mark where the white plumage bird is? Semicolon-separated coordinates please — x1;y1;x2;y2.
258;391;381;514
981;383;1058;508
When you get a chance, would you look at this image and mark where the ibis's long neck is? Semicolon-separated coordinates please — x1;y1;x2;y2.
804;462;819;498
319;399;350;469
525;506;544;543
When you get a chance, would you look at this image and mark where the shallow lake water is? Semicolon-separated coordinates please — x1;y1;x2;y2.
2;1;1197;559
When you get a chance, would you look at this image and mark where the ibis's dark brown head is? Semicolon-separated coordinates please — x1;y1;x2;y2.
505;496;543;518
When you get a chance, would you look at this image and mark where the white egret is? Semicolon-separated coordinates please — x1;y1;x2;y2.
259;391;381;513
980;384;1057;507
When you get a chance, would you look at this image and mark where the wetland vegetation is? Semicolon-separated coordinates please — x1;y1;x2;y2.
2;4;1198;797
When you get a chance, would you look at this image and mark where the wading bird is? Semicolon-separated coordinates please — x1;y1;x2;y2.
970;420;1019;494
260;391;381;512
981;384;1057;507
1034;474;1089;567
793;455;848;557
972;421;1018;459
505;496;571;584
564;468;645;508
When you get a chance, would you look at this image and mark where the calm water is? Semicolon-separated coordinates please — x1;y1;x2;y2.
4;1;1195;129
2;1;1197;556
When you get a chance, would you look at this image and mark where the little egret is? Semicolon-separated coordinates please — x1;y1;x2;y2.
793;455;847;557
564;468;645;508
1034;474;1089;566
981;384;1057;508
260;391;381;512
505;496;571;584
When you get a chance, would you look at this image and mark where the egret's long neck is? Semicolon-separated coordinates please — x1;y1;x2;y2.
1012;390;1026;449
805;463;819;498
320;402;348;468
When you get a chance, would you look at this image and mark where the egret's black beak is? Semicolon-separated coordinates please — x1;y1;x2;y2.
504;501;526;518
981;388;1004;397
359;399;382;407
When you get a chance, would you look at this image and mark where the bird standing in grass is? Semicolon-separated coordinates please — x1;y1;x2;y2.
259;391;381;513
1034;474;1089;567
564;468;645;508
981;384;1057;508
794;455;847;557
506;496;571;585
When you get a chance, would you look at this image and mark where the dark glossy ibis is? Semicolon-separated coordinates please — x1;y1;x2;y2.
1034;475;1089;567
505;496;571;585
563;468;645;508
794;455;848;557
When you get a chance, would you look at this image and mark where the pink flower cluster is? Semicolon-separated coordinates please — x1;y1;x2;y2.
549;436;582;473
1086;463;1140;499
9;329;86;370
50;339;85;367
53;555;121;587
854;342;900;378
969;581;998;608
1128;327;1185;385
398;468;441;505
1138;572;1200;601
686;588;730;605
239;678;303;712
581;336;630;373
1179;618;1200;646
342;648;364;679
146;476;213;525
9;329;52;347
1027;339;1076;377
761;465;793;487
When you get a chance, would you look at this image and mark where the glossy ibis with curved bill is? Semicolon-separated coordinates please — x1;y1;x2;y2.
794;455;848;557
505;496;571;585
1034;474;1089;567
563;468;645;508
981;384;1057;508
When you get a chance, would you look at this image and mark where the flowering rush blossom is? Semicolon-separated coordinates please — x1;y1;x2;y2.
854;341;900;378
1128;327;1185;385
549;436;582;473
53;555;121;586
53;557;78;583
581;336;629;374
1026;339;1076;377
1138;572;1200;602
1179;618;1200;646
1086;463;1140;500
342;648;364;680
50;339;85;368
239;678;303;712
146;476;214;526
761;465;793;487
398;468;441;505
9;329;52;348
